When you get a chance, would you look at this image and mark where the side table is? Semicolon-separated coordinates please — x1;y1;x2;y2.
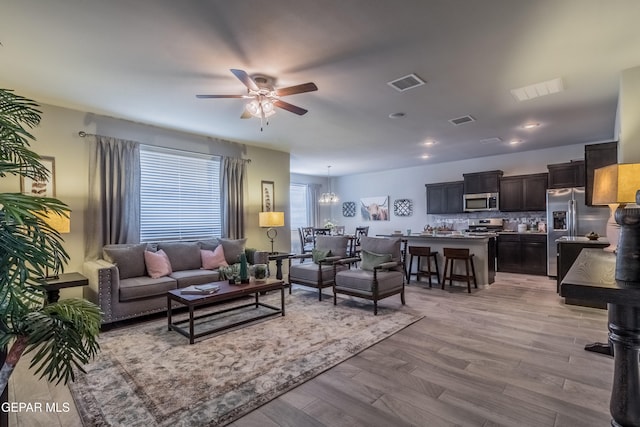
41;272;89;303
560;249;640;427
268;252;294;280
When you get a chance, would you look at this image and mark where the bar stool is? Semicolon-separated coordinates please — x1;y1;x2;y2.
407;246;440;287
442;247;477;293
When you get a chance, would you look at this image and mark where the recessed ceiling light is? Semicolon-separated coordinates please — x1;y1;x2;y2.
523;122;540;129
510;139;522;145
511;77;564;102
423;139;436;146
421;154;430;159
388;112;406;119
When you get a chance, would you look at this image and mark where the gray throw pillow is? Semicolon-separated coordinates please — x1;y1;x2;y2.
219;238;247;264
360;249;392;271
197;239;220;251
157;242;201;271
103;244;147;279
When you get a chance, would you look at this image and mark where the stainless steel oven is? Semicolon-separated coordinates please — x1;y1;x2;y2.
463;192;499;212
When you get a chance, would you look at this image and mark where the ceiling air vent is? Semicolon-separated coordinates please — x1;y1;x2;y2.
449;115;476;126
479;137;502;144
387;74;425;92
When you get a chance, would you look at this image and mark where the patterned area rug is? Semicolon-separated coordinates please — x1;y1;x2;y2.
69;289;422;426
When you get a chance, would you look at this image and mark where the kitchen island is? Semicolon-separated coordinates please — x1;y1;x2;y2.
381;233;496;286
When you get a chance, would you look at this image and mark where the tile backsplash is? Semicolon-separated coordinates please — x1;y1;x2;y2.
427;211;546;232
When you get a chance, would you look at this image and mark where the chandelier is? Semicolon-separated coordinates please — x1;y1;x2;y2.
319;166;339;204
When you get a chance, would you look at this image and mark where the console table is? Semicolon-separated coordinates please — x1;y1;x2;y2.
560;249;640;427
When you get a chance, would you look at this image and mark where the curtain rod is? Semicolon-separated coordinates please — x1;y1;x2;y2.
77;130;251;162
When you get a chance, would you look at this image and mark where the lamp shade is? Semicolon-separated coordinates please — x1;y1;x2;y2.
41;211;70;233
593;163;640;205
259;211;284;228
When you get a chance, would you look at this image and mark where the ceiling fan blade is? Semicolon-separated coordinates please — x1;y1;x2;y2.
230;69;259;91
240;109;252;119
196;94;247;99
274;100;308;115
276;82;318;97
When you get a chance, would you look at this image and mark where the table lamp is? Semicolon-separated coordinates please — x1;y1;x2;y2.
41;211;71;279
592;163;640;283
259;211;284;254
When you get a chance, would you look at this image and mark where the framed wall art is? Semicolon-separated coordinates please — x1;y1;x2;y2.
342;201;356;217
21;156;55;197
393;199;413;216
360;196;390;221
261;180;275;212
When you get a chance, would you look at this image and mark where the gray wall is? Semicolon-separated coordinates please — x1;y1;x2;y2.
327;143;590;236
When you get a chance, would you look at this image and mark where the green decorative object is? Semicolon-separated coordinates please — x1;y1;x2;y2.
239;252;249;284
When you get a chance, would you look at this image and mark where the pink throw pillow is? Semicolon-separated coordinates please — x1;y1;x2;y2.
201;246;228;270
144;249;172;279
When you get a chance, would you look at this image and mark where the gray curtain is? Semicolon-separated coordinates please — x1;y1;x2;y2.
221;157;248;239
85;136;141;260
307;183;321;227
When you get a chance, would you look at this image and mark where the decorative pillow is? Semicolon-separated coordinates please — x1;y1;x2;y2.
201;245;229;270
312;248;332;264
219;238;247;265
103;244;147;279
361;249;392;271
144;249;172;279
157;242;201;271
197;239;220;251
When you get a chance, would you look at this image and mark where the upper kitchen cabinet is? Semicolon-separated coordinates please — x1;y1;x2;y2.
426;181;464;214
463;170;503;194
547;160;585;189
584;141;618;206
499;173;548;212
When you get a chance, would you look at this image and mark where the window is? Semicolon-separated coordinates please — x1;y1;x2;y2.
290;183;308;229
140;146;221;242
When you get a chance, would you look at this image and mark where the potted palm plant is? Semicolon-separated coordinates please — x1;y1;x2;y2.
0;89;101;406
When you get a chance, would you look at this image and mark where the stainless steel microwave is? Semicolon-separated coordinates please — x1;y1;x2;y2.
463;192;499;212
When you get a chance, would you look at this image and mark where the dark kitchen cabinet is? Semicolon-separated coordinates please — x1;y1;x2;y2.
426;181;464;214
557;239;609;308
547;160;585;189
585;141;618;206
463;170;503;194
499;173;548;212
497;233;547;275
497;234;521;272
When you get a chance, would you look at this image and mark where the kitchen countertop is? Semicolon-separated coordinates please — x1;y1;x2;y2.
497;231;547;235
382;233;496;240
555;236;610;244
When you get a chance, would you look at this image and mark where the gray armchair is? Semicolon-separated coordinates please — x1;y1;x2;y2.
334;236;405;315
288;235;350;300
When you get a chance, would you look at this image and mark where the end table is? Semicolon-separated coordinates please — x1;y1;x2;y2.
268;252;294;280
41;272;89;303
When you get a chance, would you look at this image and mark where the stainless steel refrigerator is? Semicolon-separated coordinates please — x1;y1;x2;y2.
546;187;609;276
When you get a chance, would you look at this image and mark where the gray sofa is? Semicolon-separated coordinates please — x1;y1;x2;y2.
83;239;268;325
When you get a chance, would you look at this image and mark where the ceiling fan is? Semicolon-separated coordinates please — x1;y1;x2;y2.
196;69;318;130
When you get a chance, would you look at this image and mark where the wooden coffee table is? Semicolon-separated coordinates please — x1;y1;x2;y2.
167;278;285;344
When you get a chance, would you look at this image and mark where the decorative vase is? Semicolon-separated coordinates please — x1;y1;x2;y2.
253;264;268;282
239;252;249;284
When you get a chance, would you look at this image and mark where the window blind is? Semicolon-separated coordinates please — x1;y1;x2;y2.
289;183;308;229
140;146;222;242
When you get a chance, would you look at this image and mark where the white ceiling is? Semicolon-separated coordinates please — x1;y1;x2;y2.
2;0;640;176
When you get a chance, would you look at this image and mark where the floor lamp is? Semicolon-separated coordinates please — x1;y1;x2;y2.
259;211;284;254
592;163;640;283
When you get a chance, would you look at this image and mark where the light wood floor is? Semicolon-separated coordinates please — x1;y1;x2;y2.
10;273;613;426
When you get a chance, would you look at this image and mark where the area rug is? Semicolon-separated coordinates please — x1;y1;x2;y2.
69;289;422;426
